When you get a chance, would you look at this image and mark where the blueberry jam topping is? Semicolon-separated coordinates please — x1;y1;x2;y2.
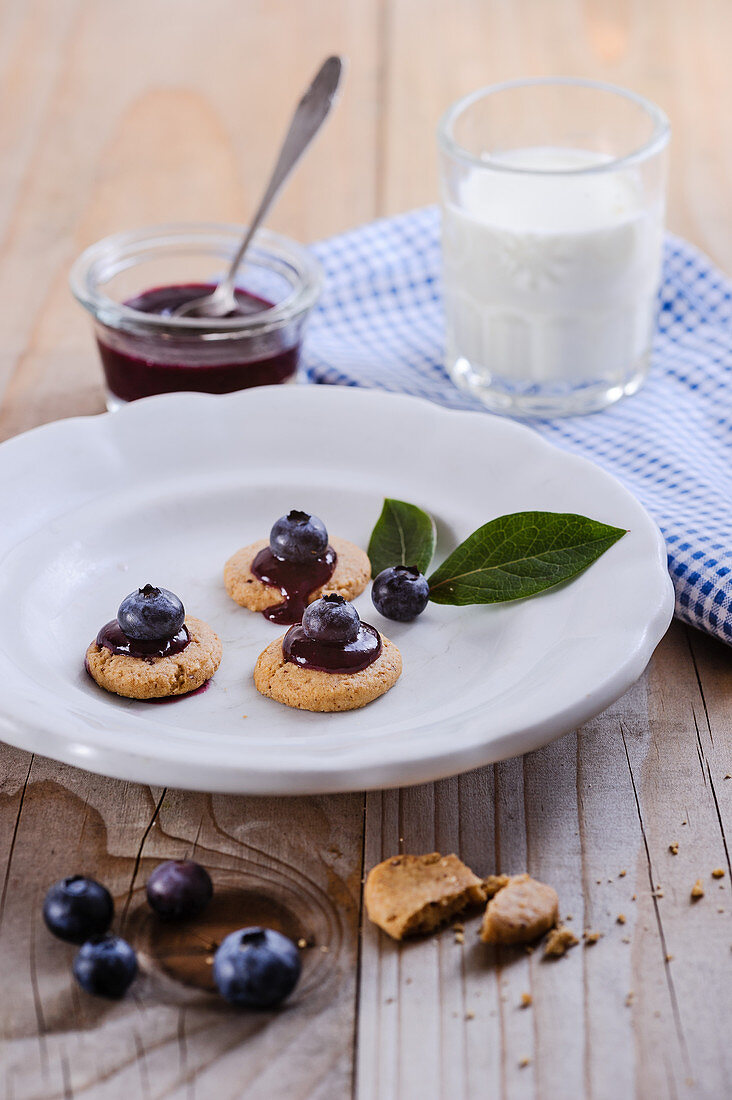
283;621;382;674
97;283;299;404
96;619;191;661
252;545;337;625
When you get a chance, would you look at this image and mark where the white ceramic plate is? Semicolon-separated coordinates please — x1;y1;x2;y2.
0;386;673;794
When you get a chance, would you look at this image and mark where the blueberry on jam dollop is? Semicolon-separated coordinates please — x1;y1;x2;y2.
252;511;337;625
118;584;185;641
96;584;191;660
283;595;382;674
371;565;430;622
269;510;329;564
302;593;360;645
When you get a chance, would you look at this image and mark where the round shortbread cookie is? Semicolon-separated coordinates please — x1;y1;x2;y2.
85;616;222;700
253;633;402;712
224;536;371;613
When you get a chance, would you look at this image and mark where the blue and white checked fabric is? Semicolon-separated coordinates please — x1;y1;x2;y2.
305;207;732;645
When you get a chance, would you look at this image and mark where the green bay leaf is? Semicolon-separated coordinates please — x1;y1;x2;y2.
427;511;627;605
368;498;437;576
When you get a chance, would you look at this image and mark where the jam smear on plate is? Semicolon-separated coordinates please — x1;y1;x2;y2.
252;545;337;625
97;283;299;403
283;622;382;674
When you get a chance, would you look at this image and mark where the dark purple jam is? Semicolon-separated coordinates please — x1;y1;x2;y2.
95;619;191;661
283;622;382;674
252;545;337;625
97;283;299;403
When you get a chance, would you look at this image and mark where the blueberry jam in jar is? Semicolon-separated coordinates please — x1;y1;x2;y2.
70;224;322;410
96;284;300;402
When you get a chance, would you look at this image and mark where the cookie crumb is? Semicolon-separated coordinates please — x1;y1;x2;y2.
519;1057;531;1069
565;914;573;921
665;953;674;962
625;991;635;1007
205;955;214;965
483;874;510;898
669;842;679;855
297;938;308;949
712;868;725;879
652;888;664;899
718;907;725;914
583;930;602;945
525;944;535;955
622;936;631;944
724;774;731;780
520;992;533;1009
617;914;626;924
544;925;579;957
618;870;627;878
454;930;465;945
631;894;637;901
691;879;705;900
465;1011;475;1020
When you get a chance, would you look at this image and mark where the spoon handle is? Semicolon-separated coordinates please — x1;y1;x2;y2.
220;56;343;299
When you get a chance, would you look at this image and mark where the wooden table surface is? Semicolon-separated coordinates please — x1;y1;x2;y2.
1;2;731;1097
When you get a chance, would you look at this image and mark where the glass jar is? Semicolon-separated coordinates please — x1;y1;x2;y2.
70;223;323;410
438;78;670;417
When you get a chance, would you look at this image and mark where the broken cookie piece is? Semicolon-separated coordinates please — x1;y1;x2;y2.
544;924;579;957
480;873;558;946
483;873;510;898
364;853;486;940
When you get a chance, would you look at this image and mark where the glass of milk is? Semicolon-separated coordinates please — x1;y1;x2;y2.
438;78;670;417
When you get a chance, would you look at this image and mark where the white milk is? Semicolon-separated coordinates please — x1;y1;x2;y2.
441;147;664;395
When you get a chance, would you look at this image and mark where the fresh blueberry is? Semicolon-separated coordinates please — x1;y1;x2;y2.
117;584;185;641
146;860;213;919
72;935;138;999
43;875;114;944
213;927;301;1009
302;594;360;645
371;565;430;622
269;510;328;564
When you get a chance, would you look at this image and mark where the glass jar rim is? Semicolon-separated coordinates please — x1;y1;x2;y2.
437;76;670;175
69;221;323;337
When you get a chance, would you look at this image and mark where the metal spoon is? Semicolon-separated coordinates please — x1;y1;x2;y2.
173;55;343;319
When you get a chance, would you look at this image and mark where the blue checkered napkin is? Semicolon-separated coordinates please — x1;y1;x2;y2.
305;207;732;645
